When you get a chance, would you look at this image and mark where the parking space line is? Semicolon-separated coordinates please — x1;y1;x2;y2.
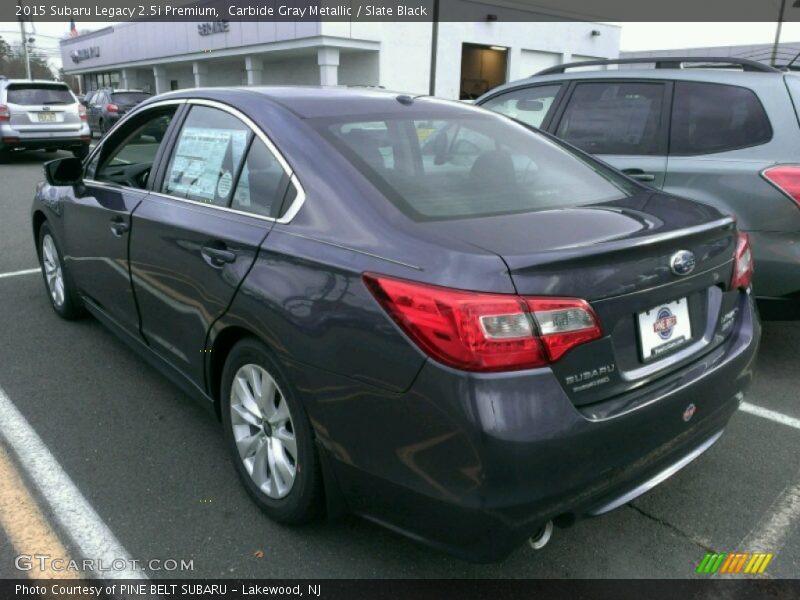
0;268;39;280
740;402;800;431
737;476;800;559
0;384;146;580
0;445;81;580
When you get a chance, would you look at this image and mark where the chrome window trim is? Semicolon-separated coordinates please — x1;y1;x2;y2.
84;96;306;225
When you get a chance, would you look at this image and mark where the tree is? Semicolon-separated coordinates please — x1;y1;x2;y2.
0;36;56;79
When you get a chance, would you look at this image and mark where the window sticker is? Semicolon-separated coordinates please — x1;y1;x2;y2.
166;127;248;202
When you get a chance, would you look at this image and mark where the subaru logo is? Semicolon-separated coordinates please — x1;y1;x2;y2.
683;403;697;422
670;250;696;276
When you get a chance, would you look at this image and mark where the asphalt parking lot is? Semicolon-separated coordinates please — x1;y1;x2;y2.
0;150;798;579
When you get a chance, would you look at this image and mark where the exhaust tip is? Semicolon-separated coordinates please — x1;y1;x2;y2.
528;520;554;550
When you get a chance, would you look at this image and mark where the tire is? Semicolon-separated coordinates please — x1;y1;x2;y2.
220;338;323;524
72;145;89;160
37;222;84;320
99;119;106;135
0;148;10;163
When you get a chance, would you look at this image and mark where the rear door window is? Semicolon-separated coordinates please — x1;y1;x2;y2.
669;81;771;155
555;82;667;155
481;84;562;129
6;84;74;105
230;138;290;218
162;106;251;206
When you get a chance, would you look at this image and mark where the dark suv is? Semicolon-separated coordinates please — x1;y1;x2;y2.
84;89;153;137
477;57;800;319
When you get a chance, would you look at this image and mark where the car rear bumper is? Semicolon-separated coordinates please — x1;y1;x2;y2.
748;230;800;303
292;291;759;562
1;123;91;150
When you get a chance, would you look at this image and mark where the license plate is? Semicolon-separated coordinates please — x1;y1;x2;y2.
637;298;692;361
38;112;56;122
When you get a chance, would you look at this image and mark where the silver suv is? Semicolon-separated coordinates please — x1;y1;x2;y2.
0;78;91;162
477;57;800;320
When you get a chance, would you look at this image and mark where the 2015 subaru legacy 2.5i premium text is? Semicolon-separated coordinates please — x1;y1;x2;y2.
31;88;759;562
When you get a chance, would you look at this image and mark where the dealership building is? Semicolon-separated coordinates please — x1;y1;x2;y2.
59;5;618;100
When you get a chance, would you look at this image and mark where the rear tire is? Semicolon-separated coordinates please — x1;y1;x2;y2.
0;148;10;163
220;338;323;524
37;223;84;320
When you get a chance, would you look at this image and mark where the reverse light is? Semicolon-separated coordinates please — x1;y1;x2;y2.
731;231;754;290
105;103;119;113
363;273;602;372
0;104;9;122
78;104;87;121
762;165;800;208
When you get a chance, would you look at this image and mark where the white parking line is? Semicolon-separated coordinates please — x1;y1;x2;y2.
740;402;800;431
0;267;39;280
0;384;146;580
737;476;800;560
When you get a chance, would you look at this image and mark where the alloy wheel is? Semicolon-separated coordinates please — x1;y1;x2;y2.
42;234;65;308
229;364;298;499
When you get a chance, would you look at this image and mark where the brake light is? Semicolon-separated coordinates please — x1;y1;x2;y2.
762;165;800;208
0;104;9;122
731;232;754;290
78;104;87;121
363;273;602;372
105;103;118;113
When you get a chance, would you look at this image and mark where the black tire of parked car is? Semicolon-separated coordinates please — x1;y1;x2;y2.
220;337;324;524
37;222;85;320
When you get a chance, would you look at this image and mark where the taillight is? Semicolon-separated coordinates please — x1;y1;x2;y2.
731;232;754;290
0;104;9;122
762;165;800;208
78;104;87;121
363;273;602;372
105;103;118;113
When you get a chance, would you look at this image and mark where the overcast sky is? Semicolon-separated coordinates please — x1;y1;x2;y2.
5;21;800;70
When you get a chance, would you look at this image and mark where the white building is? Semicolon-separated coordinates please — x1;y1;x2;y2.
60;4;619;100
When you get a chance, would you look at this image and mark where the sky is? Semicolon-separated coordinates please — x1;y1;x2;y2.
4;20;800;71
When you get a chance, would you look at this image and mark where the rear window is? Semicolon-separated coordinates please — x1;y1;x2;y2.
111;92;151;105
6;84;74;105
670;82;772;155
313;110;633;221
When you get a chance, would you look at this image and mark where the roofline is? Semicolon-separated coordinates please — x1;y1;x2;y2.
534;56;781;76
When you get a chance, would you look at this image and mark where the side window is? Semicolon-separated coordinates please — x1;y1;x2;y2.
93;106;177;189
556;82;666;155
162;106;251;206
230;138;289;218
670;82;772;155
481;84;562;129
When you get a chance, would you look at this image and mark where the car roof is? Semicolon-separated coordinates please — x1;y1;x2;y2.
1;79;69;86
155;86;481;119
481;67;788;101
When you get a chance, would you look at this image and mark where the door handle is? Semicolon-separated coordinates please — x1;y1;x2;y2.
621;168;656;183
201;244;237;266
109;217;129;237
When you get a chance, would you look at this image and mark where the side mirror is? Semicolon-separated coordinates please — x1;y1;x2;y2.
516;98;544;112
80;99;89;107
44;157;84;186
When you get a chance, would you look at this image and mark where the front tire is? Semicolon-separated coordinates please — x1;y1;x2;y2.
38;223;84;319
221;338;323;524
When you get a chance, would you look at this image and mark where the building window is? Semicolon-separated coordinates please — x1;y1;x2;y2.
460;43;508;100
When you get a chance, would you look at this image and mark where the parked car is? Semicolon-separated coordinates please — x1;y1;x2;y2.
83;88;155;137
32;87;759;562
477;57;800;320
0;77;90;161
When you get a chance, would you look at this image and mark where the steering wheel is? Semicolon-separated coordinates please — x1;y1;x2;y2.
125;163;152;188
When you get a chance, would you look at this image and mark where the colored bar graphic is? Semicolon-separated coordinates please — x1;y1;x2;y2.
698;552;774;575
